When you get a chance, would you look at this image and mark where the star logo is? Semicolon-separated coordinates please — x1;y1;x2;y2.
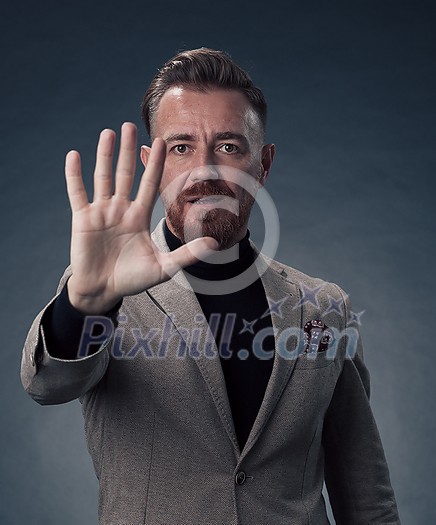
261;296;288;319
294;283;325;310
325;295;344;316
349;310;365;326
239;318;257;335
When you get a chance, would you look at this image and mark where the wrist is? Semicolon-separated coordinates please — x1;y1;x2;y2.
67;277;121;315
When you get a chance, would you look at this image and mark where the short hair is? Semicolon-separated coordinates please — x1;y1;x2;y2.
141;47;267;137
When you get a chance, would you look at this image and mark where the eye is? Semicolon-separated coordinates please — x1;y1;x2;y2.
219;143;239;154
172;144;189;154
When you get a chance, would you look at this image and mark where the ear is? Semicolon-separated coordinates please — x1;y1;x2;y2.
140;145;152;168
259;143;275;186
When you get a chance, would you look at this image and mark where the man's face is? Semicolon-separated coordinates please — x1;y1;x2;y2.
142;86;274;250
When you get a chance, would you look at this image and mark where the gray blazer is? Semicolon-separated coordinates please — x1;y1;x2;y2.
21;220;400;525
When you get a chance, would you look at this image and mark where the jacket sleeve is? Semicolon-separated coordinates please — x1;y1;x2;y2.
20;268;112;405
322;291;401;524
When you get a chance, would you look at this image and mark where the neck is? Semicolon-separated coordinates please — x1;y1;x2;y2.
164;220;254;281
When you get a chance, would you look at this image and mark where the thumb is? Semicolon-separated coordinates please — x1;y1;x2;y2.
162;237;219;277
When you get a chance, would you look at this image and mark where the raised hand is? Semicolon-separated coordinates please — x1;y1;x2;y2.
65;122;217;314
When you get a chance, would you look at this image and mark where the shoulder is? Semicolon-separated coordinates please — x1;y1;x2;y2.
260;253;348;301
257;252;354;327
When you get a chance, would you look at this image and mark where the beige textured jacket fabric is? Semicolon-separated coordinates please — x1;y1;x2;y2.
21;220;401;525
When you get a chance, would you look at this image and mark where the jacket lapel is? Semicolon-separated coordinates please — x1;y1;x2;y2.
149;221;240;454
240;255;302;458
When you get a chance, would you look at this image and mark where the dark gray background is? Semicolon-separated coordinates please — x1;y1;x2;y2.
1;0;435;523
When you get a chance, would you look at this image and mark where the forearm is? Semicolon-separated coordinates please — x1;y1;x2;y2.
21;273;119;405
43;282;121;360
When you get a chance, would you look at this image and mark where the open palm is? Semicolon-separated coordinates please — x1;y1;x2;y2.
65;123;217;314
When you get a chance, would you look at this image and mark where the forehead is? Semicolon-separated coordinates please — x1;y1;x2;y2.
152;86;261;139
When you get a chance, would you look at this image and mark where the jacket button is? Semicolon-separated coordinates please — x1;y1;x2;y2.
235;471;246;485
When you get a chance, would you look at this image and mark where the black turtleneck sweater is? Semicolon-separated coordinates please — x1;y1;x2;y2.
165;223;274;448
43;223;275;449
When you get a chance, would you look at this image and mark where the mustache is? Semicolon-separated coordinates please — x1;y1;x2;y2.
178;181;236;201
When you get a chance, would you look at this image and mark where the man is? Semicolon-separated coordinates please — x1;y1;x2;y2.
21;48;401;524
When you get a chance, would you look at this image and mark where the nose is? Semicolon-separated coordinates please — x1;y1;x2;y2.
189;164;220;183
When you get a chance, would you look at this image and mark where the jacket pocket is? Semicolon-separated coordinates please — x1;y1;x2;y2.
294;350;336;370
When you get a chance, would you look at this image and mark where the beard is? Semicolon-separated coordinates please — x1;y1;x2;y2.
166;180;254;250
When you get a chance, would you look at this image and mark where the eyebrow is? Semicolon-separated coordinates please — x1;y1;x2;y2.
215;132;249;148
164;133;195;143
164;131;249;148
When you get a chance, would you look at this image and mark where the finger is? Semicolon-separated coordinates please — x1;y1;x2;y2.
135;137;166;221
65;150;88;212
93;129;116;201
161;237;219;277
114;122;137;199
